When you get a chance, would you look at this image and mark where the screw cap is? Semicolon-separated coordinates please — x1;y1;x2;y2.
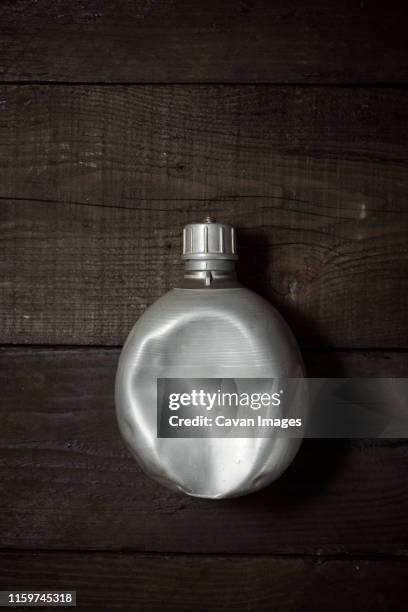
182;218;238;260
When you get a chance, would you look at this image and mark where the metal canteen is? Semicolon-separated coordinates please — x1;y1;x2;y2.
115;218;305;499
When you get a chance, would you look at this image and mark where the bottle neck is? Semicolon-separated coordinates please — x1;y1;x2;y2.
180;258;239;288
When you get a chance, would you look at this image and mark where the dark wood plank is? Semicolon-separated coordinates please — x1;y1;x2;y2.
304;350;408;377
0;347;407;554
1;552;407;611
1;86;407;347
0;1;407;83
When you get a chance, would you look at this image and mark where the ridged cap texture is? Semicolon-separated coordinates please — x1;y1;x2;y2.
182;218;238;261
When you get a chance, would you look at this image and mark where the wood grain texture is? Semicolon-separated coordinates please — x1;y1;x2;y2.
0;347;407;554
0;1;407;84
1;552;408;611
1;85;407;346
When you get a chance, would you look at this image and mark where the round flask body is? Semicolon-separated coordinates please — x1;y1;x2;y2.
115;285;305;499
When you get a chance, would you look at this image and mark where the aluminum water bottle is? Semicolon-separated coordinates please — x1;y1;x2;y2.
115;218;305;498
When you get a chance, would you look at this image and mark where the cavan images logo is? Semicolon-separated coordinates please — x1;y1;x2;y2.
157;380;305;437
